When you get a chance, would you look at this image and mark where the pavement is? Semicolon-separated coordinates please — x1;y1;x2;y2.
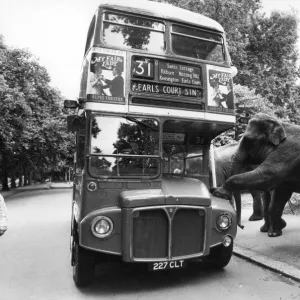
234;207;300;283
1;184;300;283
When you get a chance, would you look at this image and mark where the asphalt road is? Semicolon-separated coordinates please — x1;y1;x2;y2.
0;189;300;300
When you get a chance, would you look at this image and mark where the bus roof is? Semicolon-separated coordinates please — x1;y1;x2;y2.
98;0;224;33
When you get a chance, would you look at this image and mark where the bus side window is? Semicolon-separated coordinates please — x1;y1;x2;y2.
76;135;86;173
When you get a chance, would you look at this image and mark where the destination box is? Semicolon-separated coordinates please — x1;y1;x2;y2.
131;81;203;98
158;62;202;86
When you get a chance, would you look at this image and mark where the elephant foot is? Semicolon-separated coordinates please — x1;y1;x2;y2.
268;229;282;237
260;218;286;233
279;218;287;229
211;186;232;201
260;223;269;232
266;218;286;237
249;213;263;221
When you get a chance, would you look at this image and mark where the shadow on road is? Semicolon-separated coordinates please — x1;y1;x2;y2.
77;262;228;295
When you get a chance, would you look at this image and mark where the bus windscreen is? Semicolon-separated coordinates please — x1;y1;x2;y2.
89;115;160;177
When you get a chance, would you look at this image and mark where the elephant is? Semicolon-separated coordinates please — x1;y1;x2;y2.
212;142;264;228
212;113;294;237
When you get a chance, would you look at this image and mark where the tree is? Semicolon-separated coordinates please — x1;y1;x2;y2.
0;36;75;190
238;10;300;107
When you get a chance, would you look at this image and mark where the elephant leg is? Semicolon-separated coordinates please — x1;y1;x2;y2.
260;191;271;232
268;187;291;237
249;190;263;221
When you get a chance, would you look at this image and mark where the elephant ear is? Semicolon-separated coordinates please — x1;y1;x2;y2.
269;122;286;145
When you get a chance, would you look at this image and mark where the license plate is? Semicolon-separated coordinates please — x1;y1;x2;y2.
149;260;186;271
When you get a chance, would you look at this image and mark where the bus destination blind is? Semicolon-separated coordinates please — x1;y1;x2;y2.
132;57;203;99
158;62;201;86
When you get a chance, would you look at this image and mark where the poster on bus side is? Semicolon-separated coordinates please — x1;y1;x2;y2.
207;65;234;113
86;47;126;103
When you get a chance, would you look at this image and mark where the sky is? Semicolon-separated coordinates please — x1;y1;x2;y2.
0;0;299;100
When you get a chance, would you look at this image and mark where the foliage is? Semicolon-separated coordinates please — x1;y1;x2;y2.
0;36;75;190
238;10;300;107
114;119;158;156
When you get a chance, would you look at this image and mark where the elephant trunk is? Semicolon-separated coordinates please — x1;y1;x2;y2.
233;191;244;229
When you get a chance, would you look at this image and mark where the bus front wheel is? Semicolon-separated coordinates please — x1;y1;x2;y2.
73;241;95;287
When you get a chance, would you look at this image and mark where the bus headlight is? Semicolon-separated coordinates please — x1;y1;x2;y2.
91;216;113;238
216;213;232;231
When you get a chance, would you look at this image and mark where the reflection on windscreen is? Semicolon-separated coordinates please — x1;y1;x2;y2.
103;13;165;53
163;144;203;176
89;116;160;177
171;25;225;62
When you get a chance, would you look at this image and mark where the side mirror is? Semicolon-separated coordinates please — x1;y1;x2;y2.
64;100;78;109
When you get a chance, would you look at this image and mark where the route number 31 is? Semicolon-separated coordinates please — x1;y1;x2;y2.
132;59;154;79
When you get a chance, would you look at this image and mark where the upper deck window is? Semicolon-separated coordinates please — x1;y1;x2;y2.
102;12;165;53
171;25;225;63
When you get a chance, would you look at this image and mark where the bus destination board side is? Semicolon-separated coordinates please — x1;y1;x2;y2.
158;62;202;86
131;81;203;98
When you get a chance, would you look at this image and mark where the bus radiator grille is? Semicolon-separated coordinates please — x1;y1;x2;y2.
133;210;168;259
132;208;205;259
172;209;205;257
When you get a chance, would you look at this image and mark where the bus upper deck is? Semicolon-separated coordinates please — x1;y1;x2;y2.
78;0;237;137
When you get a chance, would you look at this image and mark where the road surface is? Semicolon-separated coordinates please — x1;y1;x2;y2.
0;189;299;299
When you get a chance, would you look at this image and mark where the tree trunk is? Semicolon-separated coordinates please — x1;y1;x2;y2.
11;170;16;188
18;165;24;187
29;171;32;185
40;169;44;183
24;168;28;186
1;174;9;191
1;153;10;191
18;173;23;187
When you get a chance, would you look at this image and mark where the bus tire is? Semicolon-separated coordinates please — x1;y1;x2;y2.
70;217;76;266
73;241;95;287
208;242;233;268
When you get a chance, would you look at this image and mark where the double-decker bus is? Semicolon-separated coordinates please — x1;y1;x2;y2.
65;0;238;287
